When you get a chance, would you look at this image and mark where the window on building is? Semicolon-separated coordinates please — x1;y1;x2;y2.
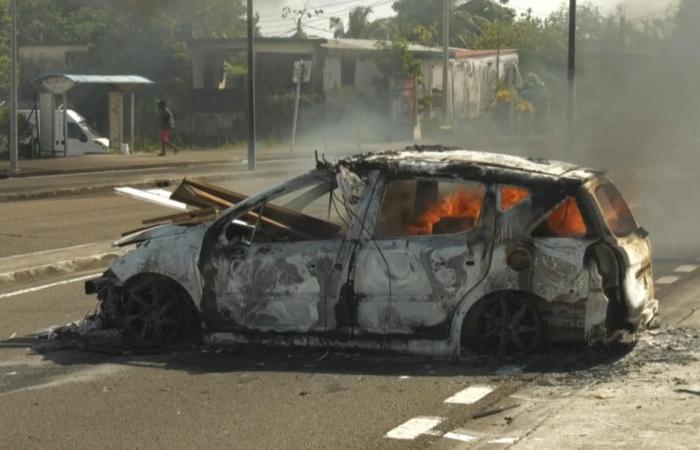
375;179;486;238
532;197;588;238
341;57;356;87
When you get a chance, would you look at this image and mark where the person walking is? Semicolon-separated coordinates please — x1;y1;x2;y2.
157;100;178;156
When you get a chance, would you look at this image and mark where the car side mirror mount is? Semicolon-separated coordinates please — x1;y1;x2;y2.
637;226;650;238
225;220;255;245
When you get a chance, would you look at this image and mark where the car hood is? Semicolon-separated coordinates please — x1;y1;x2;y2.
114;224;191;247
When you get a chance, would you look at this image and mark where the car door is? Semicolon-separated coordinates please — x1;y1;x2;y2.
198;170;370;334
352;176;496;338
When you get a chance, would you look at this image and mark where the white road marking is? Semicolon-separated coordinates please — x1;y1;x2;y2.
656;276;681;285
444;431;478;443
444;385;494;404
0;273;102;300
674;265;698;273
488;437;519;444
385;416;444;440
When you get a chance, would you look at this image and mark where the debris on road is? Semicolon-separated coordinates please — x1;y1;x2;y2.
674;386;700;397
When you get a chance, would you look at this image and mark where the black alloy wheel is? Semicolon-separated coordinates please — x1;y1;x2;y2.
475;292;543;355
122;280;189;347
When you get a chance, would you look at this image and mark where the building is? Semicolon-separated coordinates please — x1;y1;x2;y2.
188;38;518;143
18;44;89;104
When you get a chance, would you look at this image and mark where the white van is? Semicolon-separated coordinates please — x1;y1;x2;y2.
20;109;110;156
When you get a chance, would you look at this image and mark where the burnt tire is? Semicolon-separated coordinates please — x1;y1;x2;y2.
122;278;192;347
465;292;544;355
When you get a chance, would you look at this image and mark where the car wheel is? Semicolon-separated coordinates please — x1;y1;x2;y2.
122;279;190;347
472;292;543;355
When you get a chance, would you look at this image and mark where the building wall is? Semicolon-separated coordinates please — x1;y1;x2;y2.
429;53;519;118
19;45;88;102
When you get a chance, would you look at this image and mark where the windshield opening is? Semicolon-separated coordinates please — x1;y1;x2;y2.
594;183;639;237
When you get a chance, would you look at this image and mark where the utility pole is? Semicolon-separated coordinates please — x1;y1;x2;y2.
9;0;18;173
247;0;256;171
567;0;576;142
442;0;451;122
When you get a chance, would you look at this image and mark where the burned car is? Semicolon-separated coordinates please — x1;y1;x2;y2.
86;147;658;355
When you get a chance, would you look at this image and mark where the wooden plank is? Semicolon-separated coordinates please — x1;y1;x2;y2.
172;179;342;239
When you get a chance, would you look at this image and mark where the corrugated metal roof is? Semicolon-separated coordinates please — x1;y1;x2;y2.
322;38;442;54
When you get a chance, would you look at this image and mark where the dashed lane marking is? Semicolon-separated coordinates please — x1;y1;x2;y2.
444;385;494;405
674;265;698;273
385;417;444;440
443;431;478;443
656;276;681;285
488;437;519;444
0;273;101;300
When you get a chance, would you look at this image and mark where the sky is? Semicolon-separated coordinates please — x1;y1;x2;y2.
256;0;677;38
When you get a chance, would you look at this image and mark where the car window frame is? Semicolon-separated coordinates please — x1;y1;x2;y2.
369;174;490;241
211;168;377;246
528;191;594;239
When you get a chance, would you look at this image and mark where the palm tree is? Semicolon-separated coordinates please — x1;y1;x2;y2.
329;6;374;39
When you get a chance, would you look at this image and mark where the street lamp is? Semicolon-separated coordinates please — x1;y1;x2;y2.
567;0;577;142
247;0;256;171
9;0;18;173
442;0;451;122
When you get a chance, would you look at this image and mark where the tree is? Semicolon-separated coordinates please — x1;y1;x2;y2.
0;0;10;97
282;6;323;39
391;0;513;48
330;6;375;39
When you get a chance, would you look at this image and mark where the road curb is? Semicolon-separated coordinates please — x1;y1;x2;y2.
0;158;236;180
0;168;295;203
0;152;313;181
0;249;128;289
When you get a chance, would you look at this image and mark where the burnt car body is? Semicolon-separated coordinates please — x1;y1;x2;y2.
86;148;658;355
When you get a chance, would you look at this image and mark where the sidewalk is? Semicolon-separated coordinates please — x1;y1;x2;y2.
0;241;127;288
0;145;307;179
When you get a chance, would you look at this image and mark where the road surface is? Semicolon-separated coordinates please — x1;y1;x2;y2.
0;159;698;449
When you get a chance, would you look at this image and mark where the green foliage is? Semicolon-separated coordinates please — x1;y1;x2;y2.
391;0;513;47
330;6;379;39
375;36;423;83
0;0;9;96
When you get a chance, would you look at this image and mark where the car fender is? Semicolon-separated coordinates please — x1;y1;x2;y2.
110;224;207;308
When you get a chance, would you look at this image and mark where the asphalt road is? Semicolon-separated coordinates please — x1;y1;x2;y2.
0;160;314;257
0;258;698;449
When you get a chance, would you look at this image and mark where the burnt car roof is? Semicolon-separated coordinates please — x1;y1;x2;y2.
339;147;602;187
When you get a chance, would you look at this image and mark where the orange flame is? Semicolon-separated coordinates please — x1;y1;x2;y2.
407;188;484;235
547;197;587;237
501;186;530;211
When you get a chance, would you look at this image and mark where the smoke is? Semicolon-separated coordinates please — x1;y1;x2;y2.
616;0;679;18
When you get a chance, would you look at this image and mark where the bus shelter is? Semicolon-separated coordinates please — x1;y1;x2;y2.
31;74;154;157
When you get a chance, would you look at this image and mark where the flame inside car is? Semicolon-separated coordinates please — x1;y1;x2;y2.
407;186;485;235
501;186;530;211
546;197;588;237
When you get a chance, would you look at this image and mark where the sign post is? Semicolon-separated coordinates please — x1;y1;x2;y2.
290;59;312;152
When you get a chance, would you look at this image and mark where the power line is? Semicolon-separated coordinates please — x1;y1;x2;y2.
259;0;393;33
259;0;392;25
